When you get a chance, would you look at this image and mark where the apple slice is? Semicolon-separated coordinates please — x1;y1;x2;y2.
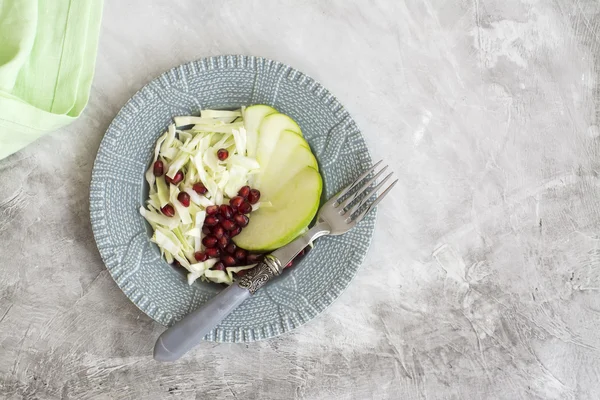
243;105;277;158
254;113;302;187
233;166;322;251
256;130;319;198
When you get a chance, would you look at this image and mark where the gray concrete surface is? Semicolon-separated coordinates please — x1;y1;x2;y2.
2;0;600;399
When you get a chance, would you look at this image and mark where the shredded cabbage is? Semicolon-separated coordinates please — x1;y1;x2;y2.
191;121;244;134
187;259;218;284
226;264;256;281
156;176;170;207
204;269;232;284
140;109;261;284
152;229;180;255
201;109;242;119
169;185;192;225
145;131;168;190
140;207;179;229
231;128;247;156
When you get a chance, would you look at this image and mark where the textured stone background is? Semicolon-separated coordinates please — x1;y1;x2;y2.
2;0;600;399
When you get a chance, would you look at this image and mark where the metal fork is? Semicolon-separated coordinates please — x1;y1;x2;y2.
154;161;397;361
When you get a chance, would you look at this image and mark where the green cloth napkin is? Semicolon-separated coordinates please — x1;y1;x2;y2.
0;0;103;160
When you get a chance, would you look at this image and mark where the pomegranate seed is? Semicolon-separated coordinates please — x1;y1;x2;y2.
234;248;247;262
206;205;219;215
247;253;263;264
202;226;211;235
212;225;225;239
238;201;252;214
229;196;244;210
230;226;242;237
153;160;164;177
166;171;184;185
212;261;225;271
225;243;237;254
248;189;261;204
177;192;190;207
193;183;207;195
194;251;207;262
221;219;236;231
222;255;236;266
161;204;175;217
233;213;249;227
236;269;248;277
204;216;219;227
219;205;233;219
217;148;229;161
217;235;229;249
206;247;221;258
202;235;217;248
238;185;250;199
286;261;293;268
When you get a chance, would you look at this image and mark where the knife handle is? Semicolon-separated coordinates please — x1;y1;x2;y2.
153;258;281;361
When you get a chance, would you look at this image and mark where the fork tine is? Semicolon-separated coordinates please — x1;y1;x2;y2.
351;179;398;223
337;165;388;210
344;172;393;217
335;160;383;201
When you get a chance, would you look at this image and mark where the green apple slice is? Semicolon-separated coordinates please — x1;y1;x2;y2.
257;130;319;198
243;105;277;158
254;113;302;187
233;166;322;251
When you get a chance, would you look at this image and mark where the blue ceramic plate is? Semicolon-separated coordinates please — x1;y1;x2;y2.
90;55;375;342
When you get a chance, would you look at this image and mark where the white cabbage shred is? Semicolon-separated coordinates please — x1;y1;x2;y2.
140;109;260;285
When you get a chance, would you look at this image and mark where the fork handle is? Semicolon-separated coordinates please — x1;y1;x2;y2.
153;258;281;361
153;225;330;361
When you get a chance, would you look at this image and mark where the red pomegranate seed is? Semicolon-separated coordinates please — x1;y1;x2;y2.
202;226;211;235
238;201;252;214
161;204;175;217
229;196;244;210
204;216;219;227
286;261;293;268
153;160;164;177
238;185;250;199
217;235;229;249
206;205;219;215
233;213;249;227
234;248;247;262
219;204;233;219
221;219;236;231
298;249;305;256
177;192;190;207
230;226;242;237
205;247;221;258
212;261;225;271
193;183;207;195
222;255;236;266
194;251;207;262
247;253;263;264
202;235;217;248
217;148;229;161
166;171;184;185
248;189;261;204
212;225;225;239
236;269;248;277
225;243;237;254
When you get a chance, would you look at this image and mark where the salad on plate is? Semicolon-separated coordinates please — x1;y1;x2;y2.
140;105;322;285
